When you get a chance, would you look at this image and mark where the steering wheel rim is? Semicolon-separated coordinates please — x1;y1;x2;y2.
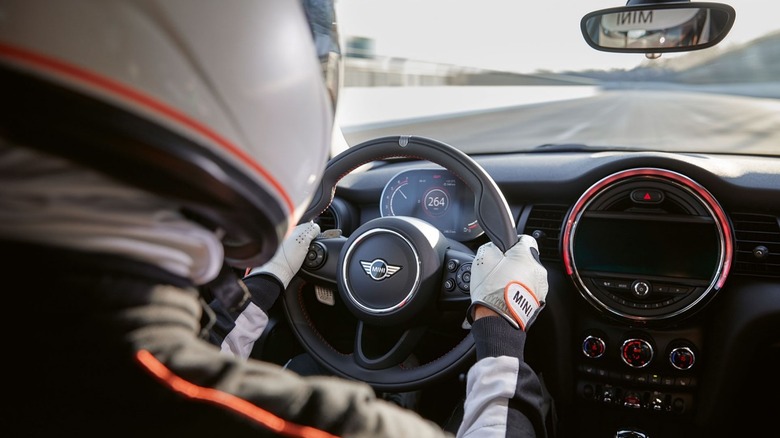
302;135;517;252
284;135;517;391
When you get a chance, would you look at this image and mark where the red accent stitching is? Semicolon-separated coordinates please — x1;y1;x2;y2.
296;280;349;357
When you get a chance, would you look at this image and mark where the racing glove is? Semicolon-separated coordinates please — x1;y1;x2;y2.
245;221;320;288
468;234;549;330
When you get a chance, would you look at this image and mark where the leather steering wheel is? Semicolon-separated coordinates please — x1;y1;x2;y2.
283;135;517;392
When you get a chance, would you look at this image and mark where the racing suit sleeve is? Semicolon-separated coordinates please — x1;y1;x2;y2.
457;316;548;438
138;279;456;437
208;273;282;359
209;221;319;358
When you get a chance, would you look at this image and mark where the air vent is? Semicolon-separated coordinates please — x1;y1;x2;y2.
523;204;568;262
731;213;780;278
314;206;338;232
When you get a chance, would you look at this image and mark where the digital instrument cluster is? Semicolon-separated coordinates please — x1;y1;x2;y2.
379;168;483;242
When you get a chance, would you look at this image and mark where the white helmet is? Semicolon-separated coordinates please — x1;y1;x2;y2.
0;0;341;266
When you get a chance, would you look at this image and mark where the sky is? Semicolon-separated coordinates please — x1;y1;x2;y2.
335;0;777;73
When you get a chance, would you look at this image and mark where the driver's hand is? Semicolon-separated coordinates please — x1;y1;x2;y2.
468;235;549;331
246;221;320;288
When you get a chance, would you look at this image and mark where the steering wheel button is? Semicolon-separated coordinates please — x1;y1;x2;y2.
446;259;459;272
456;263;472;291
304;244;326;269
444;278;456;291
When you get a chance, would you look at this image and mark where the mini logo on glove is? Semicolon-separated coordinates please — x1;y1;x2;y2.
504;281;541;330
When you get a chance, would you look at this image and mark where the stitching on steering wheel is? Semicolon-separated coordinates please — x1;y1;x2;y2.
295;279;349;357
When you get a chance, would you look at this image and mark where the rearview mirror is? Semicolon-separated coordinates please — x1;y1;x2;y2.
581;2;736;53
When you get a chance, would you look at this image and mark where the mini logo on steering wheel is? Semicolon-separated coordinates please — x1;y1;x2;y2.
360;259;401;281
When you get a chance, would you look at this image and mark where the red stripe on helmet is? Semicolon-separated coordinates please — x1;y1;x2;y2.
0;42;294;215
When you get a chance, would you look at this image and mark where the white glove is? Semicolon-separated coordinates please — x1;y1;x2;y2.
246;221;321;288
468;235;549;330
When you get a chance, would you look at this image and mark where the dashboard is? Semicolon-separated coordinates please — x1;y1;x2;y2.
311;149;780;437
380;168;483;242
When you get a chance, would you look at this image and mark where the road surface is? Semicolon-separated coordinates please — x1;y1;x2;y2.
343;89;780;156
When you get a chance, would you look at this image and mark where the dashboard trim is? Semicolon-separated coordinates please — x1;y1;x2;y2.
562;167;734;322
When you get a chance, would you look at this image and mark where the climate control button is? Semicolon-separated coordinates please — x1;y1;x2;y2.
669;346;696;370
582;335;606;359
621;338;654;368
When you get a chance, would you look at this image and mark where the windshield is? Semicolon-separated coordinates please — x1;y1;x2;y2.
334;0;780;156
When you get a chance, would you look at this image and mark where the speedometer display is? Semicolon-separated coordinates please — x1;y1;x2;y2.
380;168;483;241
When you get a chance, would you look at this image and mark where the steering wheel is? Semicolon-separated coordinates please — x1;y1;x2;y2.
283;135;517;392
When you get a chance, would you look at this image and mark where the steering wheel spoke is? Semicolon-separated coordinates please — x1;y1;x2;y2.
354;322;426;370
301;234;347;284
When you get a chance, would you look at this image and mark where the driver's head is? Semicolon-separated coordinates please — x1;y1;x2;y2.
0;0;341;268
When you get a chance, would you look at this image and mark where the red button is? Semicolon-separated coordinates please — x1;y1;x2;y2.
631;189;664;204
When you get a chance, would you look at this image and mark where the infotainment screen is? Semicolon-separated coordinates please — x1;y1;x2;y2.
572;215;720;280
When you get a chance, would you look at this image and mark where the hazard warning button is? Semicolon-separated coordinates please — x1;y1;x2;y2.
630;189;664;204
